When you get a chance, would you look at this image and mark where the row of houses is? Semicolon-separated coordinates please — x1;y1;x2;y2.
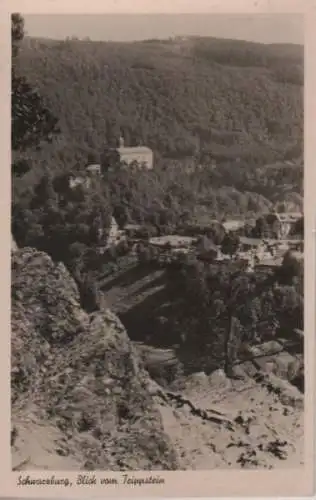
238;237;303;254
105;216;303;267
179;211;303;241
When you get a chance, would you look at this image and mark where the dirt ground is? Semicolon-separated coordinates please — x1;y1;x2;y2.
151;367;304;470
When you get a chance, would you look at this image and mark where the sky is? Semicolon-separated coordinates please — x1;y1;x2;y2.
23;14;304;45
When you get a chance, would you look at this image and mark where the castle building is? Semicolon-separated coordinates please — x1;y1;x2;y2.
115;136;154;170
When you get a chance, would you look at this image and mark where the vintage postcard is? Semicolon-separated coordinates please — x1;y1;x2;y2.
1;0;315;497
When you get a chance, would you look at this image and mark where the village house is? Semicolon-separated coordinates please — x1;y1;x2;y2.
263;211;303;239
106;216;126;247
69;161;102;189
238;237;266;253
149;235;197;250
69;174;86;189
179;220;222;237
210;258;253;274
86;163;101;176
197;245;221;263
236;237;277;263
124;224;144;236
222;220;245;233
255;257;283;273
108;217;119;242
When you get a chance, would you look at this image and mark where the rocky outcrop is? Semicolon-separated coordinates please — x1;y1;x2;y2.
11;247;179;471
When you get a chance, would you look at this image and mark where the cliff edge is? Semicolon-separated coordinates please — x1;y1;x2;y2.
11;247;179;471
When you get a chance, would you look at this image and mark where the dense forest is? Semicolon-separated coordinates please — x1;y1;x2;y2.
16;35;303;161
114;250;303;378
13;32;303;221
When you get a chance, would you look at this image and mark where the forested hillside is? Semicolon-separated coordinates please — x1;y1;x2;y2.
16;35;303;164
13;34;303;227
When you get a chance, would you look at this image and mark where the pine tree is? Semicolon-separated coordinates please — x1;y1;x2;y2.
11;14;59;158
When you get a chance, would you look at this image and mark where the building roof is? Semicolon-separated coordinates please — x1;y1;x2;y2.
124;224;143;229
256;257;283;267
117;146;153;155
124;224;143;231
86;163;101;171
271;212;303;222
223;220;245;231
256;238;302;245
239;237;264;246
181;220;221;231
149;235;196;247
245;218;257;226
69;176;86;188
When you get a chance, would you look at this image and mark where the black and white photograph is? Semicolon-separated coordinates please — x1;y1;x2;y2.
10;11;305;478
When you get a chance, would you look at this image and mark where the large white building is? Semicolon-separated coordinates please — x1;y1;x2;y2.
115;137;154;170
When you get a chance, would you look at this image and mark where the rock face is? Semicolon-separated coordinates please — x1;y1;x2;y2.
11;247;179;471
